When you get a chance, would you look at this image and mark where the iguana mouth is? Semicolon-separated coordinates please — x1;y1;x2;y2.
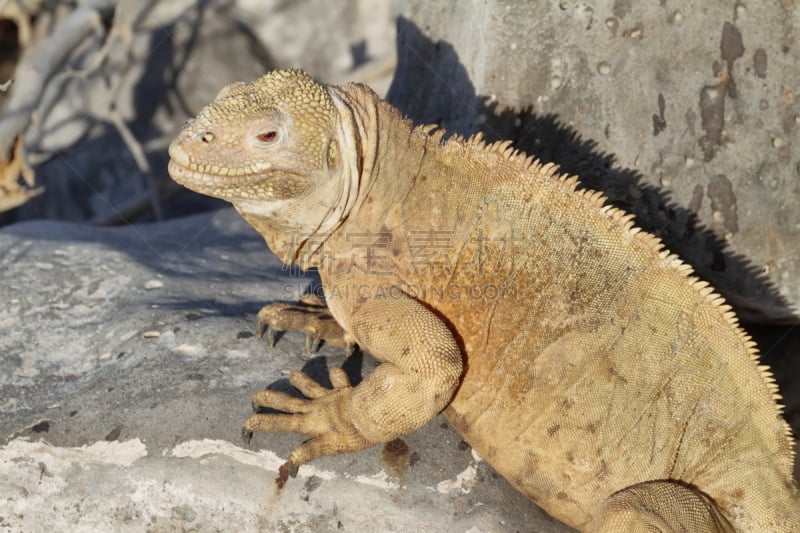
167;139;293;201
167;159;264;189
167;141;273;185
168;157;306;202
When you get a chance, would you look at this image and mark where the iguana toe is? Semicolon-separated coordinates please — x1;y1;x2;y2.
251;389;312;412
256;320;276;347
241;428;253;448
242;370;373;464
288;368;351;398
255;298;356;357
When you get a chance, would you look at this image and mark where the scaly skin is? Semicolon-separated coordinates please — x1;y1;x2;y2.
168;69;799;532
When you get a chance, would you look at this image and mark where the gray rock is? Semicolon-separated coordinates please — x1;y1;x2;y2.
0;209;571;532
388;0;800;323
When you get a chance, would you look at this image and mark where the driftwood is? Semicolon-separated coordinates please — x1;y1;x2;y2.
0;0;120;213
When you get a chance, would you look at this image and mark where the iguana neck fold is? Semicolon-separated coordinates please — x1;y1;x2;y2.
243;82;425;270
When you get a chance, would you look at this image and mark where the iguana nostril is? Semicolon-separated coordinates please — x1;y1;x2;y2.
202;131;215;143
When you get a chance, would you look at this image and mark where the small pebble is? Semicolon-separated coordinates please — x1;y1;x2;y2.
89;288;107;300
175;344;202;356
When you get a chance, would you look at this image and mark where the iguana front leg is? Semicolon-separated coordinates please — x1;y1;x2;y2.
243;293;463;469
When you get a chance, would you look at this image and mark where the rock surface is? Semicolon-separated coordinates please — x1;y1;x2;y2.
389;0;800;323
0;209;572;532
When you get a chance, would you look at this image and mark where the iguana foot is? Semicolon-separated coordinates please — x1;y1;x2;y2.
588;480;734;532
243;367;372;467
256;293;357;357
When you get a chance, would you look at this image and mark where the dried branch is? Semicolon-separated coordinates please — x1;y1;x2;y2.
0;0;119;158
0;135;42;212
109;107;164;221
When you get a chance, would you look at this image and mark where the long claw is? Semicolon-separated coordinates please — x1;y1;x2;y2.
277;462;299;489
304;332;314;358
242;428;253;447
256;299;351;355
256;320;277;347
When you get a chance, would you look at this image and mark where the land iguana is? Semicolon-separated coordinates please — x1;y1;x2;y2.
167;69;799;531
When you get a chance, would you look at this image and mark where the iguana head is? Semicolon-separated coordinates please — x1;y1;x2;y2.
168;69;358;235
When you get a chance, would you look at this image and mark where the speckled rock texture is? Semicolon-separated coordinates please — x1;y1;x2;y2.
389;0;799;324
0;209;571;532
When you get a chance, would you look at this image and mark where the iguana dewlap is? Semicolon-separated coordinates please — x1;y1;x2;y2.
167;69;799;531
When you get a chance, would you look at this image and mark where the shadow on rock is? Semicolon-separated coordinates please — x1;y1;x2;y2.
388;16;795;327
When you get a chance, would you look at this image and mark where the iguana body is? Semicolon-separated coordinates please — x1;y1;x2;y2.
168;69;799;531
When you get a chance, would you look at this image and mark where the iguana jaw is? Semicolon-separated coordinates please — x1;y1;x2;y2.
167;143;289;198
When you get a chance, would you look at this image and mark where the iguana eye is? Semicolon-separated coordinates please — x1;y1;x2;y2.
257;131;278;143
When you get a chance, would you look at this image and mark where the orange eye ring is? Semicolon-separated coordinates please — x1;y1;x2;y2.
257;131;278;142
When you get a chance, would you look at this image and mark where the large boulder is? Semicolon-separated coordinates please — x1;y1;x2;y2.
0;209;571;532
388;0;800;324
